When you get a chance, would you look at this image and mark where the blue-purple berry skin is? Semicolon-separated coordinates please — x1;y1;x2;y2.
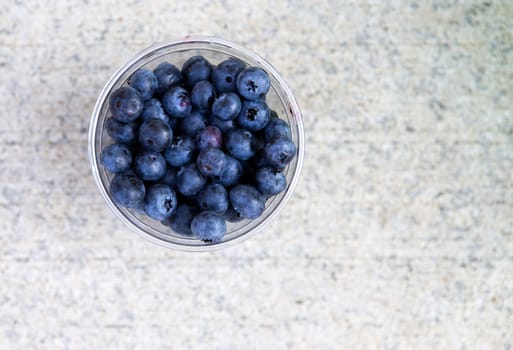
196;148;227;177
143;184;177;221
190;210;226;242
129;68;158;101
162;86;192;119
236;67;270;100
110;172;146;208
109;86;144;122
229;184;265;219
176;164;207;196
263;136;296;169
212;58;246;93
154;62;182;95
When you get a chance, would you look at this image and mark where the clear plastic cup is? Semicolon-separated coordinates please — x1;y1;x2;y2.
88;35;304;251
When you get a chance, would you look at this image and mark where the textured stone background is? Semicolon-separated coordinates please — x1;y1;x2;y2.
1;1;512;349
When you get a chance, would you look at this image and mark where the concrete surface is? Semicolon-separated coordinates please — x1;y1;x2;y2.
1;1;512;349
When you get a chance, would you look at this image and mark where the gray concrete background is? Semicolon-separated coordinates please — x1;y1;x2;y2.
1;1;512;349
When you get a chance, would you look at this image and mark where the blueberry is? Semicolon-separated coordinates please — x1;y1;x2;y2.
264;116;291;142
191;80;215;114
212;93;241;121
191;211;226;242
129;68;157;101
236;67;270;100
138;118;172;152
178;109;207;137
229;184;265;219
196;183;229;214
109;86;144;122
143;184;177;221
162;86;192;119
110;172;146;208
100;143;132;173
154;62;182;95
182;55;212;89
164;136;195;167
263;136;296;169
255;167;287;195
106;117;139;144
196;148;227;177
223;205;244;222
134;151;167;181
141;98;170;124
159;166;178;187
225;128;261;160
212;58;246;93
237;99;270;131
196;125;223;150
166;204;198;235
208;115;237;134
176;163;207;196
215;155;243;187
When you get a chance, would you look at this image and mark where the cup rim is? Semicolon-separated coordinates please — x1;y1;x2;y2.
88;35;304;251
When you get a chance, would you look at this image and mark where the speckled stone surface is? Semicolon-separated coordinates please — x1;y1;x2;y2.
1;1;512;349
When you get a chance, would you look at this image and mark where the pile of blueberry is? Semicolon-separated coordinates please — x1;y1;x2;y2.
101;55;296;242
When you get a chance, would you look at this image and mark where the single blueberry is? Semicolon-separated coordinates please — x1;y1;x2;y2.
212;93;241;121
159;166;178;187
208;115;237;134
191;80;215;114
237;99;270;131
196;183;229;214
143;184;177;221
138;118;172;152
153;62;182;95
106;117;139;144
166;204;198;235
101;143;132;173
110;172;146;208
236;67;270;100
223;205;244;223
141;98;170;125
196;148;227;177
196;125;223;150
264;116;291;142
178;109;208;137
182;55;212;89
225;128;261;160
229;184;266;219
215;155;243;187
190;211;226;242
134;151;167;181
164;136;196;167
176;163;207;196
162;86;192;119
212;58;246;93
129;68;157;101
263;136;297;169
109;86;144;122
255;167;287;195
